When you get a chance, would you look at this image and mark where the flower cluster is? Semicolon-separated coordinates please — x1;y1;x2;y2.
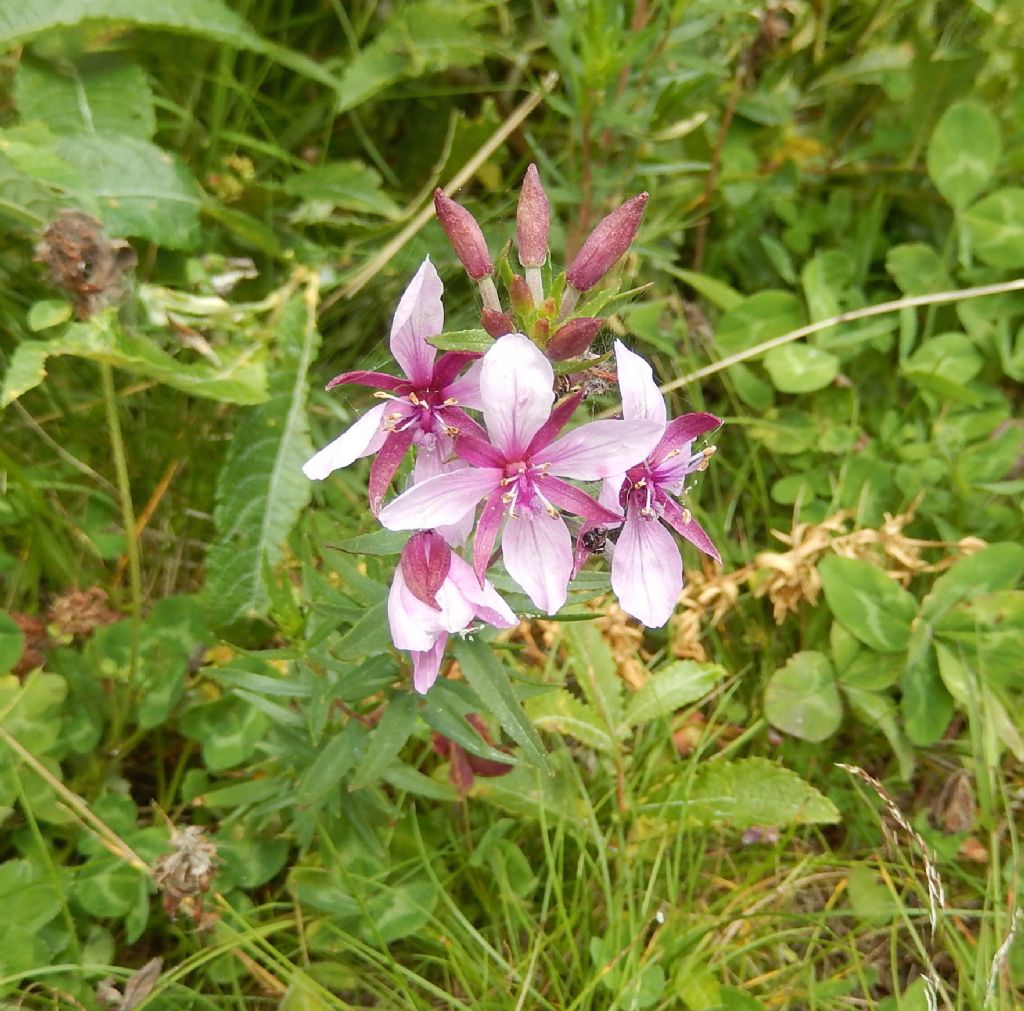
304;166;721;692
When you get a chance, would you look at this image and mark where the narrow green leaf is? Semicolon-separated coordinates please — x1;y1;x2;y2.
205;294;319;624
332;600;392;661
295;721;367;808
926;100;1001;210
427;329;491;353
419;684;514;765
818;555;916;653
452;638;548;770
563;622;624;735
622;660;725;729
349;693;419;790
333;529;409;556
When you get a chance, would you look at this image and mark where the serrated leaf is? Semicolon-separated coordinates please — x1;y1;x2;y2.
15;55;155;139
763;344;839;393
452;638;547;770
525;691;614;752
1;315;267;408
660;757;840;827
818;556;916;653
962;188;1024;269
926;100;1001;210
764;651;842;742
205;293;320;625
622;660;724;729
349;693;419;790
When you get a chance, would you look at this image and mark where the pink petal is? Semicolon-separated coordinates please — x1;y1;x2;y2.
660;497;721;563
501;510;573;614
443;357;484;410
525;390;585;456
538;475;622;525
325;369;406;393
388;566;443;651
614;341;667;426
539;418;662;480
379;467;500;531
649;412;721;468
480;334;554;456
432;577;477;633
390;258;443;385
302;402;388;480
448;554;518;628
413;445;475;547
472;488;506;580
412;635;448;694
611;509;682;627
368;428;415;514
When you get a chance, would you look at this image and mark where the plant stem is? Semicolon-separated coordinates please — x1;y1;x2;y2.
100;362;142;677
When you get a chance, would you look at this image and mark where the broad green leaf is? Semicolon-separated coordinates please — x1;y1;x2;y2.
715;290;805;356
205;294;320;624
427;328;491;353
0;613;24;675
847;865;900;926
963;188;1024;268
333;529;409;556
26;299;72;331
349;693;419;790
179;696;269;770
800;250;851;338
73;858;147;918
0;0;341;93
367;877;438;944
622;660;725;729
283;161;400;219
903;332;982;392
1;315;266;407
525;691;615;752
15;55;155;139
926;100;1001;210
764;651;842;742
885;243;953;296
763;344;839;393
818;556;916;653
901;626;953;745
843;686;914;781
660;757;840;827
921;542;1024;623
452;638;548;770
0;860;64;933
563;622;624;735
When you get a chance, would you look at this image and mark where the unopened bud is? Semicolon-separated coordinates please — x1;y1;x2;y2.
481;308;515;338
533;318;550;343
516;163;550;268
401;531;452;607
508;274;533;314
433;189;493;280
566;192;648;292
547;317;604;361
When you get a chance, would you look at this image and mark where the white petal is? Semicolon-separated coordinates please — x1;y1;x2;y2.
379;467;499;530
390;258;443;385
614;340;667;426
611;509;682;627
480;334;553;456
387;566;443;651
541;418;662;479
302;403;388;480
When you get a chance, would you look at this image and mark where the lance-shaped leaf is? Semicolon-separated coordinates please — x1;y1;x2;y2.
205;293;320;625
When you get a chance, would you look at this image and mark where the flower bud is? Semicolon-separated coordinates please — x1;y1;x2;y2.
481;307;515;338
401;530;451;607
433;189;493;280
546;317;604;361
516;163;550;268
566;192;648;292
508;274;533;314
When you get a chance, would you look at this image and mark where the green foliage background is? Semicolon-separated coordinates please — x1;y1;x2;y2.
0;1;1022;1008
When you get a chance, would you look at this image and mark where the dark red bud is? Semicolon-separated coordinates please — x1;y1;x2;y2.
433;189;493;280
546;317;604;361
508;274;533;314
566;192;649;292
401;530;451;606
481;307;515;338
516;163;550;268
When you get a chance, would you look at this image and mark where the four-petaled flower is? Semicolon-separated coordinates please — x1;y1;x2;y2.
388;530;517;693
380;334;663;614
302;258;482;515
574;341;721;627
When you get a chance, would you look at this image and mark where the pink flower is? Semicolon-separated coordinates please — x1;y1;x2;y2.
388;531;517;693
575;342;721;627
379;334;663;614
302;258;482;515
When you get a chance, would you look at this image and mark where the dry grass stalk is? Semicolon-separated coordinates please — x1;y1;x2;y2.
673;506;985;660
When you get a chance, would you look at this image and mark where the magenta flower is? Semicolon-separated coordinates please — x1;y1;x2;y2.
388;531;516;693
576;342;721;627
379;334;663;614
302;258;482;514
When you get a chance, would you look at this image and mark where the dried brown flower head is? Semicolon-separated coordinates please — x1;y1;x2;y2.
47;586;121;639
152;825;219;920
35;209;136;319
